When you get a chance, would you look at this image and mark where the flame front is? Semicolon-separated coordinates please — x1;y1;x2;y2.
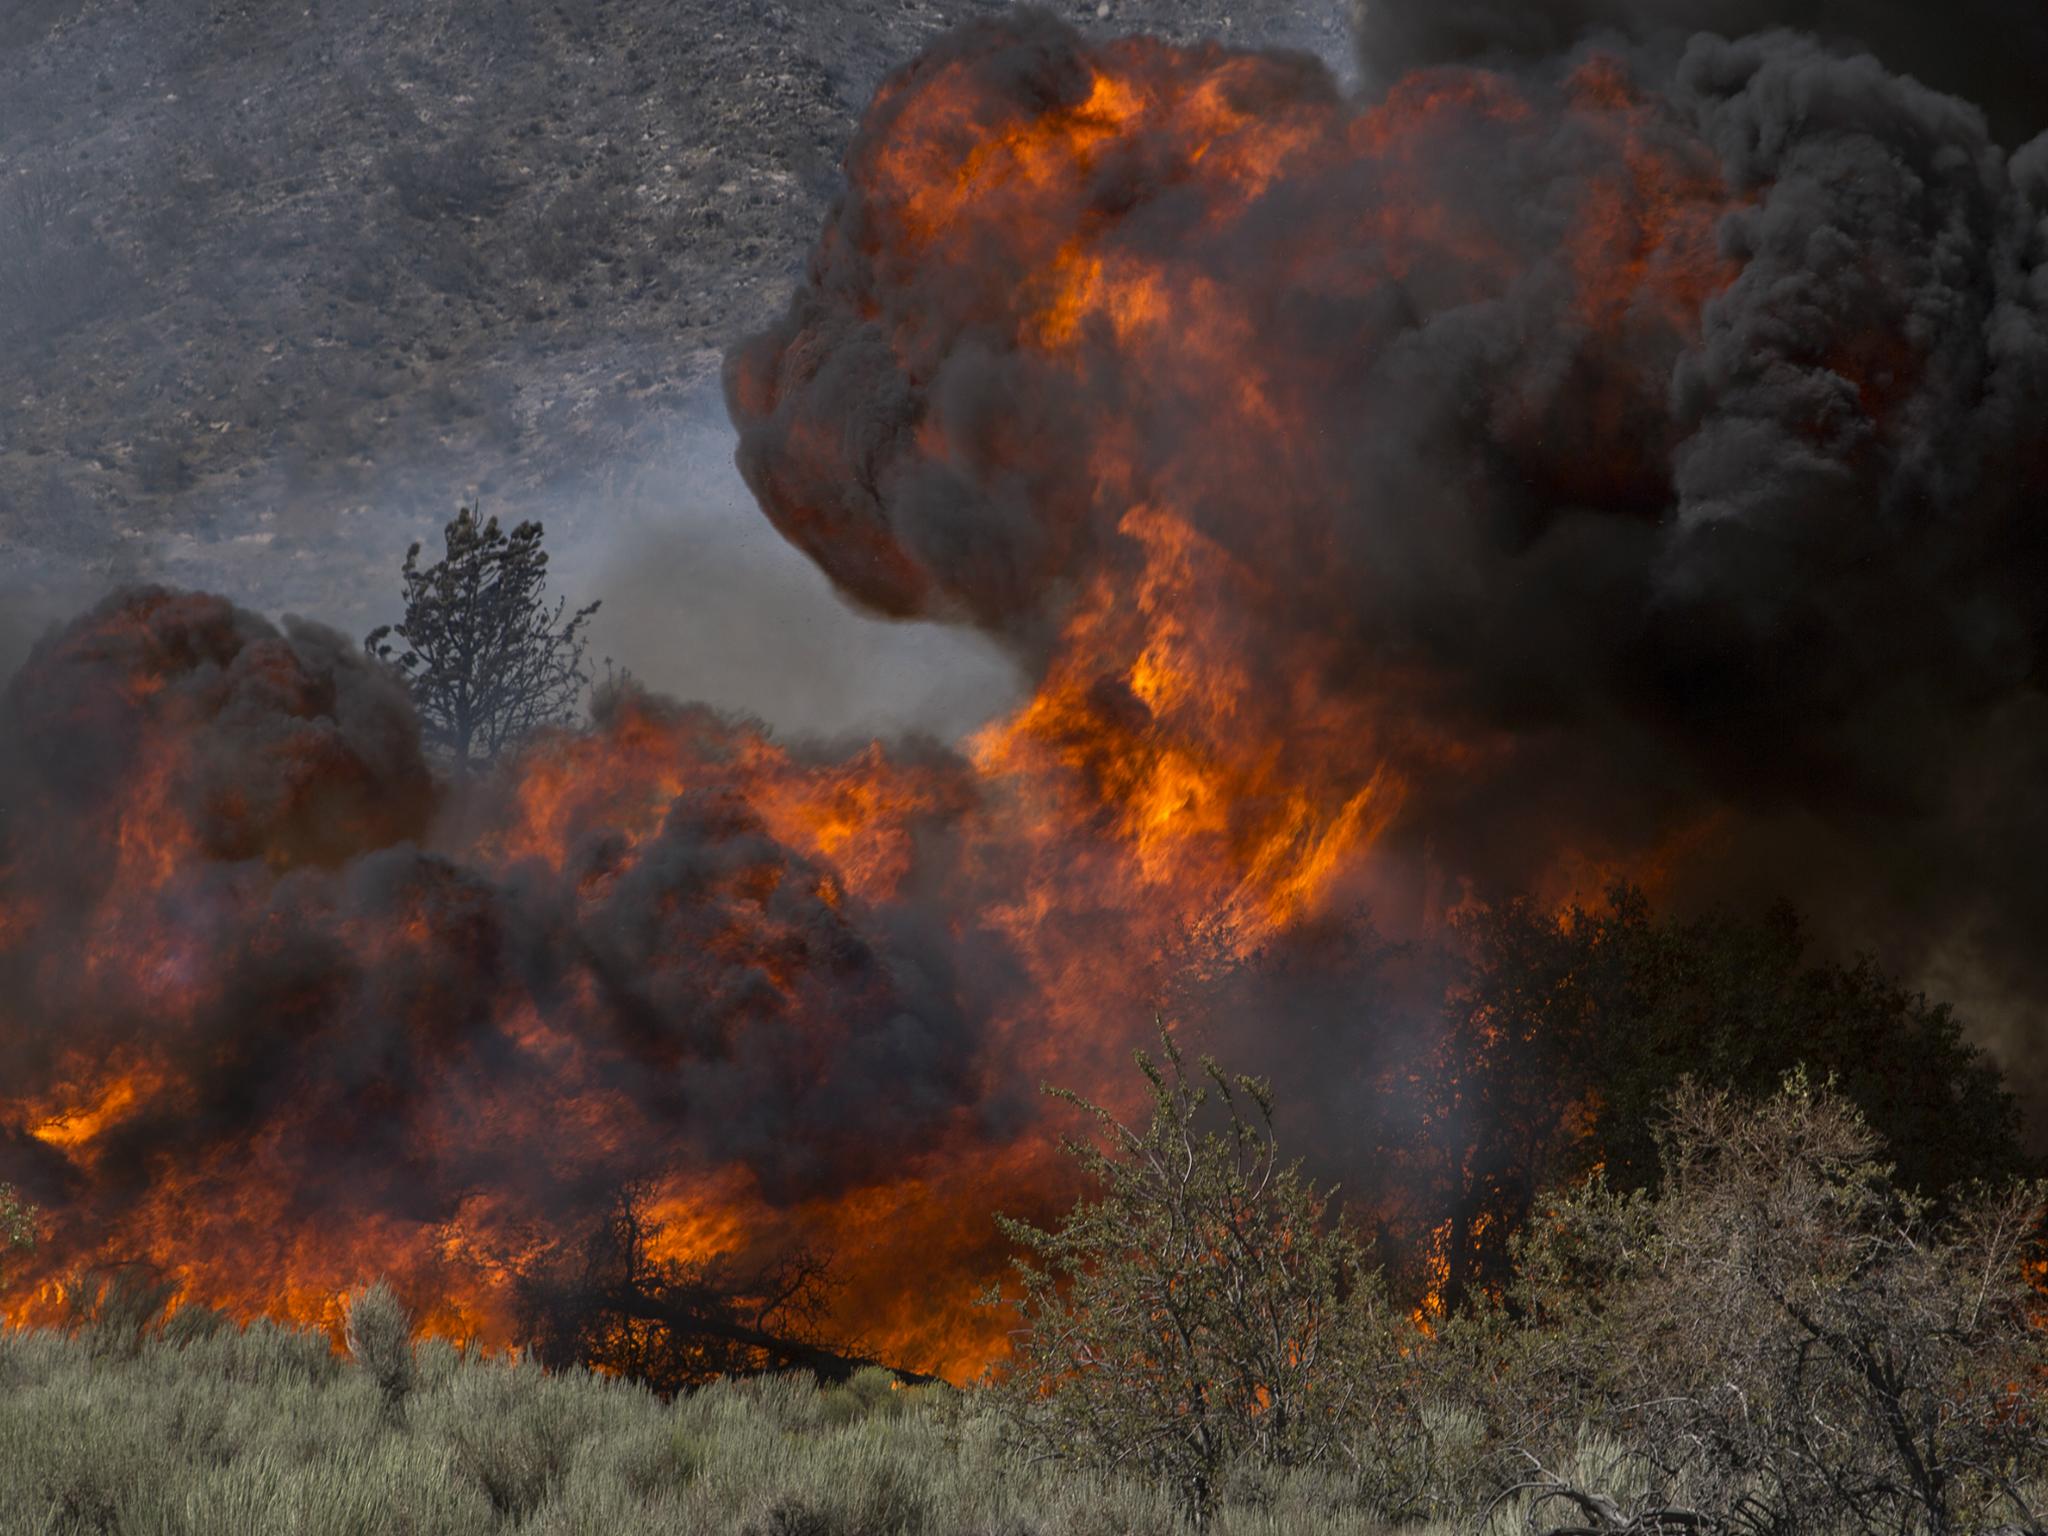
9;10;2023;1379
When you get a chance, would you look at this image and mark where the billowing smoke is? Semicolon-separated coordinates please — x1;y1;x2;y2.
0;590;997;1357
1350;0;2048;147
729;5;2048;1111
6;3;2048;1377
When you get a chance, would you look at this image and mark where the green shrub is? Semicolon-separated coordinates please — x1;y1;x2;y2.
817;1366;916;1428
0;1184;33;1283
344;1280;417;1420
161;1302;233;1347
0;1308;1481;1536
992;1035;1412;1521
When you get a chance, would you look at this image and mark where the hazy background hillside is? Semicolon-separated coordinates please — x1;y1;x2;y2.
0;0;1349;734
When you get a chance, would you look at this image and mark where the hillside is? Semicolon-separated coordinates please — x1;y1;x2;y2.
0;0;1350;672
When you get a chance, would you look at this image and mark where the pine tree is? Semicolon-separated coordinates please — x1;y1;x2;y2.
366;507;599;772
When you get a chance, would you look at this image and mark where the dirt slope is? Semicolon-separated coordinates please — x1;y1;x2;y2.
0;0;1350;640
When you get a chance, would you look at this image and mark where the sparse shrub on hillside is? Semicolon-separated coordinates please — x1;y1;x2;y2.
339;251;398;305
0;168;120;341
345;1280;418;1420
417;222;495;298
992;1034;1416;1522
131;435;196;494
527;185;616;282
382;136;511;221
0;0;90;50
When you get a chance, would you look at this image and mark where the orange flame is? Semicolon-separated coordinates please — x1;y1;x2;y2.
1;30;1750;1378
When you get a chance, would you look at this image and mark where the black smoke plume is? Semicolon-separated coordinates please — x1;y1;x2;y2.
6;2;2048;1376
0;590;989;1342
1350;0;2048;148
728;6;2048;1127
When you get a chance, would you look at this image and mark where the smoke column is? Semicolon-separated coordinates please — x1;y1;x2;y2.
4;1;2047;1377
729;1;2048;1119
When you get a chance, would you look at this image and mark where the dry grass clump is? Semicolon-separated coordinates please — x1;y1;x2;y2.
345;1280;417;1420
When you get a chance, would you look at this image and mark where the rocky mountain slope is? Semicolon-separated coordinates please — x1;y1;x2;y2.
0;0;1350;672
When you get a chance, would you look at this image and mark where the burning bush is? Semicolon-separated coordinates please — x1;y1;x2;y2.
1411;888;2030;1313
512;1182;857;1396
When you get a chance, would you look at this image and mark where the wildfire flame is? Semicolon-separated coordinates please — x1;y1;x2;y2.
13;10;2003;1380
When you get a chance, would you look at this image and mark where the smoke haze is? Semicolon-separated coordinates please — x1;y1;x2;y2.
730;4;2048;1121
4;0;2047;1378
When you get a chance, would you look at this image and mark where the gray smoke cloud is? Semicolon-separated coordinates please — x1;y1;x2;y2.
728;7;2048;1131
0;590;990;1279
564;404;1024;745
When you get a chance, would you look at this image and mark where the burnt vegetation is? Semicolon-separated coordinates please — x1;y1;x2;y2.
513;1182;870;1394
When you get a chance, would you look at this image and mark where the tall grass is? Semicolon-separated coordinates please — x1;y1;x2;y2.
0;1321;1472;1536
3;1314;2033;1534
